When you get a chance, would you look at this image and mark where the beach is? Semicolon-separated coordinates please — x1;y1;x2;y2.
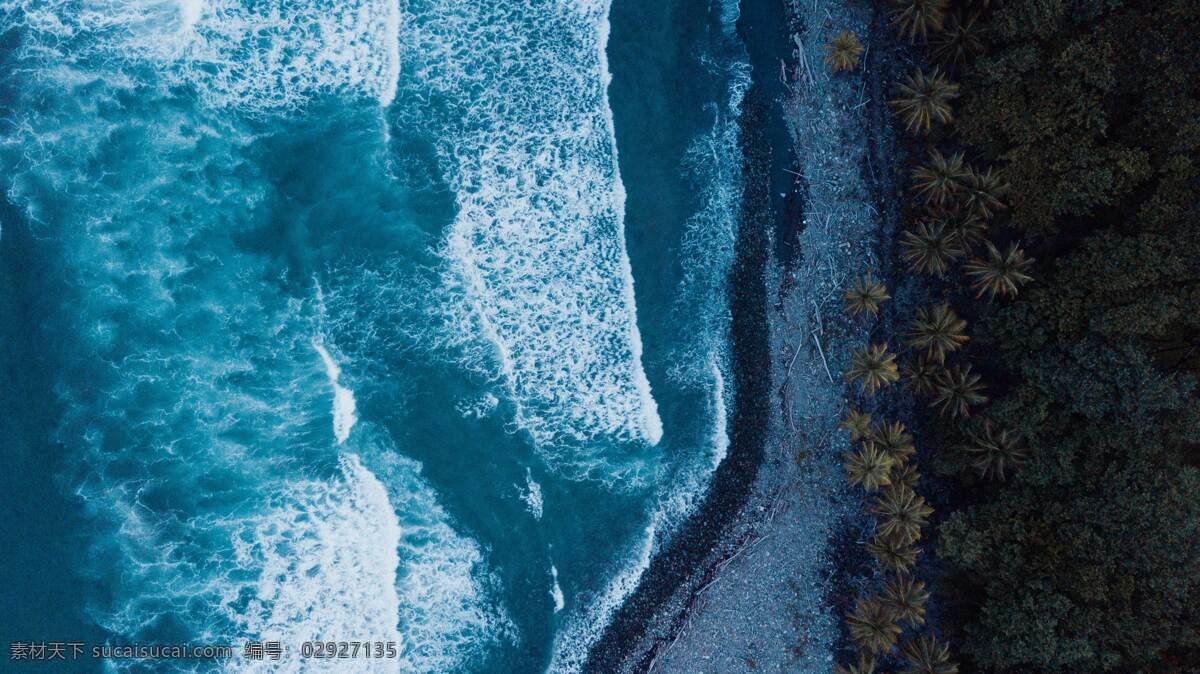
585;0;912;670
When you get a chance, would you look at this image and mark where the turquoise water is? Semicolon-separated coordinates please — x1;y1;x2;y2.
0;1;747;671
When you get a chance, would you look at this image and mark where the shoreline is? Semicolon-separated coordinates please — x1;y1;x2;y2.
581;0;795;668
583;77;775;673
584;0;910;670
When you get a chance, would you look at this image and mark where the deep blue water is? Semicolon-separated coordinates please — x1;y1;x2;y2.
0;1;747;671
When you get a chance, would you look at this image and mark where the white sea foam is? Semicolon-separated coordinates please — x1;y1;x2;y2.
364;447;514;673
381;0;401;107
16;0;402;112
230;454;402;672
550;562;565;614
710;360;730;469
549;521;658;673
396;506;508;673
718;0;742;34
545;16;752;669
5;5;505;672
177;0;204;32
521;468;544;521
455;392;499;420
546;368;728;674
401;0;663;455
228;449;510;673
601;11;664;449
667;55;751;390
313;341;359;445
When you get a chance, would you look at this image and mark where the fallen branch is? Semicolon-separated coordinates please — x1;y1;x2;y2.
813;330;834;383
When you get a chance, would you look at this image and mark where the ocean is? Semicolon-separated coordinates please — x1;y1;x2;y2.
0;0;749;671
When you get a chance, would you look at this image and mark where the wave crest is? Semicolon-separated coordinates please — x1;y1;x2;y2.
398;0;663;456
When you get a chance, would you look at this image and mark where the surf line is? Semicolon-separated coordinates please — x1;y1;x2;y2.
547;543;566;615
598;3;664;447
313;340;358;445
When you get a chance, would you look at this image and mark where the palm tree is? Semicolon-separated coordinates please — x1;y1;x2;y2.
964;241;1034;300
872;485;934;545
847;596;902;654
871;420;916;461
891;461;921;489
890;68;958;134
900;218;964;278
946;209;988;250
847;343;900;394
963;421;1028;480
868;534;920;573
931;364;987;418
845;442;895;492
825;30;865;73
890;0;948;43
883;575;930;627
901;634;959;674
959;166;1008;219
911;150;967;206
907;303;968;363
844;273;890;317
902;354;940;397
840;408;873;441
930;11;983;69
834;654;877;674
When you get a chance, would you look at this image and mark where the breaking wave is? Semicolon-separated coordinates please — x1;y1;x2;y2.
230;454;403;672
6;0;401;111
396;0;663;455
0;3;509;670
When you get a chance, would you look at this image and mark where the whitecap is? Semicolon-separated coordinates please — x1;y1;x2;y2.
401;0;664;455
521;468;544;521
177;0;204;33
455;392;499;420
357;439;515;673
710;360;730;470
549;521;657;673
230;454;402;672
550;562;565;614
313;341;358;445
15;0;403;112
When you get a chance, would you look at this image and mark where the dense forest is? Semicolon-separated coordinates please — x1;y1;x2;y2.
933;0;1200;670
832;0;1200;671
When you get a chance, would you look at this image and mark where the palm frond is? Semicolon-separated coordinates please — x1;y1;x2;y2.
834;653;877;674
844;273;891;317
840;408;874;441
900;218;964;278
847;596;903;654
846;442;895;492
871;420;916;461
932;364;987;418
883;574;930;627
868;534;920;574
906;303;969;363
847;343;900;394
963;241;1034;300
890;0;949;43
959;166;1008;219
890;68;958;134
963;421;1028;480
930;11;983;69
872;485;934;545
900;634;958;674
891;460;921;489
903;354;940;397
825;30;865;73
911;150;967;206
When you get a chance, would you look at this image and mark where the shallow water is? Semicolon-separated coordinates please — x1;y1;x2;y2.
0;1;748;671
